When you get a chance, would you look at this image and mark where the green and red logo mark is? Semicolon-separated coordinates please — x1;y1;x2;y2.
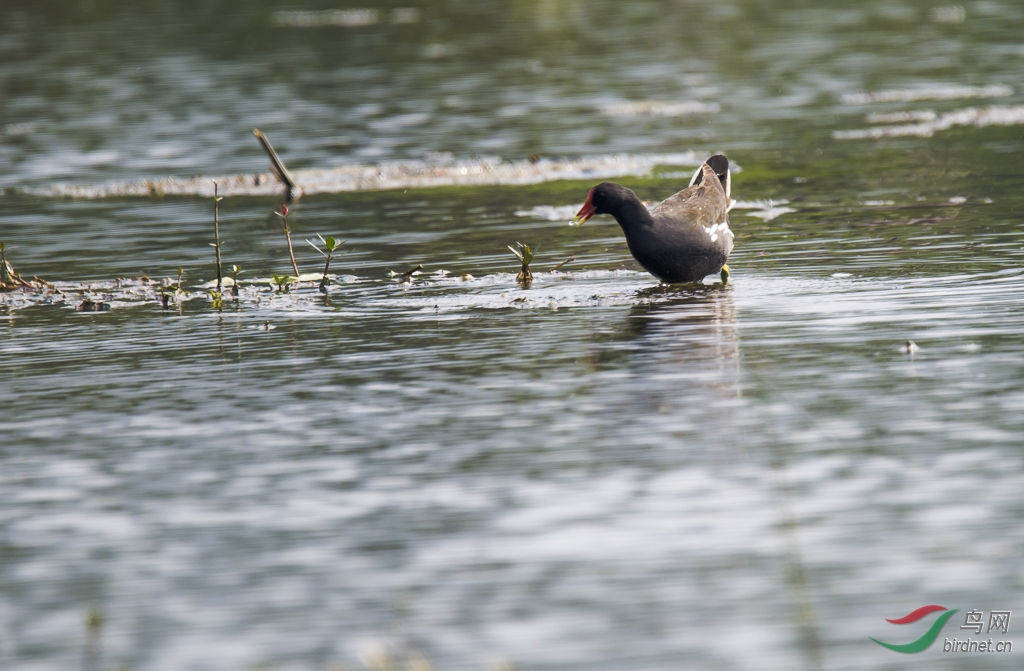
871;605;959;653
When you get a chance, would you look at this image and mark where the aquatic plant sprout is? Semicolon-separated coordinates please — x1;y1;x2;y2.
271;273;296;294
307;234;346;293
509;242;539;285
230;265;243;298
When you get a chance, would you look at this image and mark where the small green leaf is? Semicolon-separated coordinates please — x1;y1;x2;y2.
306;239;327;257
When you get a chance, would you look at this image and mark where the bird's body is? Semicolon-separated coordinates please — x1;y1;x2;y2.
574;155;734;283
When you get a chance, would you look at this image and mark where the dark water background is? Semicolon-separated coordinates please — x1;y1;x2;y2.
2;1;1024;670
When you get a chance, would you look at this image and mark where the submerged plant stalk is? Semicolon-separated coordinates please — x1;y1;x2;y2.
393;264;424;283
253;128;298;202
275;204;300;277
82;608;103;671
548;256;575;272
212;181;224;294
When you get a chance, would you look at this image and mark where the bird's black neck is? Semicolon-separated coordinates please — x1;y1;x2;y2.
610;197;654;232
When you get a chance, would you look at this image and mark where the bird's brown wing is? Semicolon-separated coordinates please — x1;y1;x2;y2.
650;163;729;229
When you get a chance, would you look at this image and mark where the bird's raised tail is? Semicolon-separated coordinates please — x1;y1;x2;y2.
688;154;731;202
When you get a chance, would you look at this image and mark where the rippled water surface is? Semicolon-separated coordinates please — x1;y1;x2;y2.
2;2;1024;670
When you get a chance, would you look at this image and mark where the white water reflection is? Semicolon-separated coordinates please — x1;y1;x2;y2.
841;84;1012;105
599;101;721;118
835;104;1024;139
731;199;796;221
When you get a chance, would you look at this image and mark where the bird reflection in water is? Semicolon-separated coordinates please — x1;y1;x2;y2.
621;283;825;671
584;283;825;671
588;283;739;382
579;282;742;461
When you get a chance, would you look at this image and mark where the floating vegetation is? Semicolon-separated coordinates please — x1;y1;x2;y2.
0;277;156;312
307;234;345;293
508;242;538;286
22;152;705;200
76;298;110;312
0;268;703;318
159;267;188;311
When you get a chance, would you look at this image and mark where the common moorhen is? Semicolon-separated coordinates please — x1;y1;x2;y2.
573;155;733;283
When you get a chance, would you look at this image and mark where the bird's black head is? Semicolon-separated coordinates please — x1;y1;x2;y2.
573;182;639;226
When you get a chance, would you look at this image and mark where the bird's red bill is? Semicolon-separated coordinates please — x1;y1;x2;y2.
573;189;596;226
